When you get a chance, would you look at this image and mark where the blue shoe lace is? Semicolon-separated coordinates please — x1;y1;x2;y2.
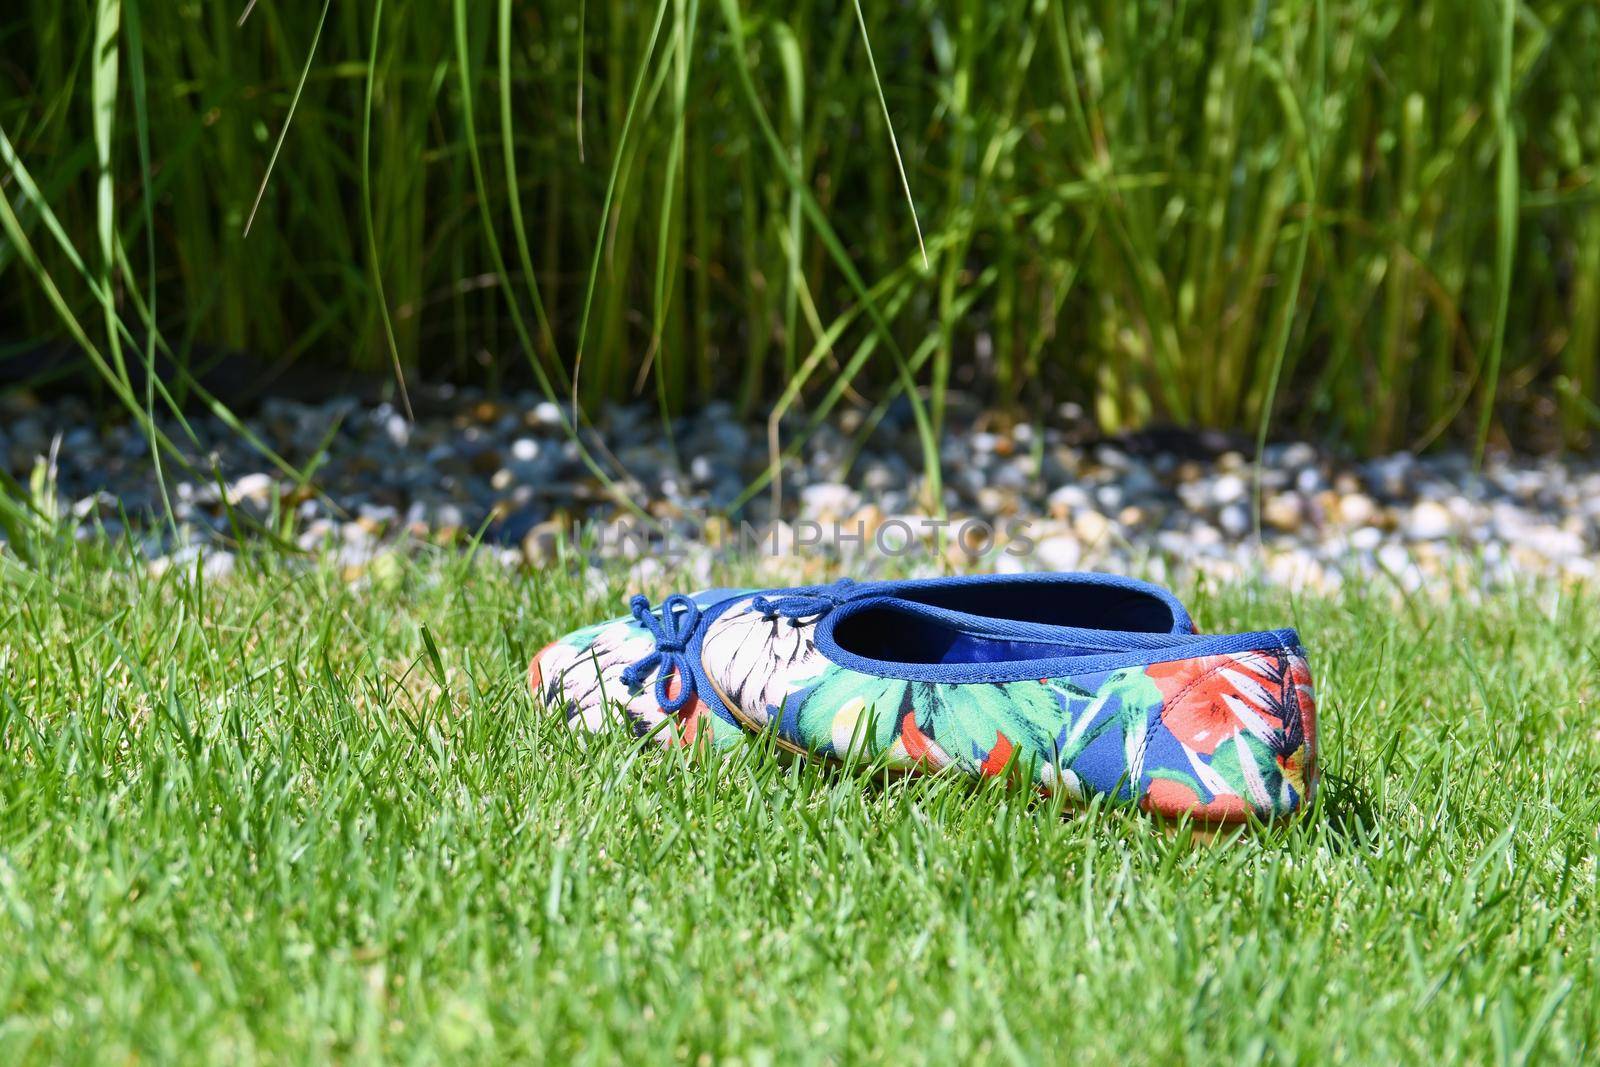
619;594;703;713
750;578;857;626
620;580;857;712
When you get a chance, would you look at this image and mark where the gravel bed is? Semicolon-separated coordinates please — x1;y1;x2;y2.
3;387;1596;592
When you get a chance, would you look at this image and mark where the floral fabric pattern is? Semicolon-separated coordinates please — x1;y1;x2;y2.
529;590;746;750
700;600;1317;822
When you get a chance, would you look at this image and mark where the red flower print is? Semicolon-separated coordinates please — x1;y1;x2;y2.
1147;653;1289;756
978;732;1015;777
1288;654;1316;755
1142;777;1200;814
658;672;705;749
1282;653;1317;798
1141;778;1252;823
899;713;935;765
527;641;559;695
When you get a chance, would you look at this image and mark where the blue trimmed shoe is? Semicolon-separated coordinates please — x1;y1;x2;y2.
529;575;1318;823
528;574;1195;749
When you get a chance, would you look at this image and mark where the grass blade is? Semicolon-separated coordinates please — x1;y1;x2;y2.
360;0;414;421
850;0;927;270
497;0;566;394
1474;0;1519;459
569;0;672;409
243;0;331;238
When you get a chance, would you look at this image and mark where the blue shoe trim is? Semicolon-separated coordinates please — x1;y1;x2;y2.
847;571;1196;634
811;594;1301;683
674;572;1202;728
683;583;1124;729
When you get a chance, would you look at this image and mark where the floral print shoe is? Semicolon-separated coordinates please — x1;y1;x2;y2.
528;587;753;749
699;595;1318;824
528;573;1196;751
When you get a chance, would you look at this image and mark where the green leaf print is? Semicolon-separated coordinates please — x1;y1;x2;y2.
558;618;615;651
1041;667;1163;772
910;680;1063;770
1208;731;1283;813
793;667;911;755
1101;667;1164;783
788;665;1167;778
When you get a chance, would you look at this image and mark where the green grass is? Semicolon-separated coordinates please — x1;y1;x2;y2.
3;1;1600;453
2;540;1597;1063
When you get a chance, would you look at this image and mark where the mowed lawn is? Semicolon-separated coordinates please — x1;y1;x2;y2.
1;546;1596;1063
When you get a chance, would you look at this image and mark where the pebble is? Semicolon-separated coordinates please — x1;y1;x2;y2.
1338;492;1378;527
1348;526;1384;552
1033;534;1082;572
228;472;275;507
1218;504;1251;539
1072;509;1114;547
1405;500;1454;541
799;482;860;521
1210;474;1248;507
1047;484;1091;516
1262;493;1302;533
0;386;1593;593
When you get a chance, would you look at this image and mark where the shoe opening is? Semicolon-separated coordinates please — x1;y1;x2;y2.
830;604;1143;666
894;578;1181;633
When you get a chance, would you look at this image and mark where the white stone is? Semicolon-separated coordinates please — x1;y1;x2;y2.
383;412;411;448
1033;534;1082;572
1210;474;1247;506
1072;509;1113;546
1348;526;1383;552
799;482;859;520
227;472;275;506
1047;484;1091;514
1338;493;1377;527
1263;493;1302;532
1405;500;1454;541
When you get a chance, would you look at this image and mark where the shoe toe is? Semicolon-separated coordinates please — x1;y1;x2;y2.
528;612;724;747
526;640;555;694
527;616;651;731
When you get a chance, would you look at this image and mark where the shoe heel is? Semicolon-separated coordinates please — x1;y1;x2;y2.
1140;646;1318;825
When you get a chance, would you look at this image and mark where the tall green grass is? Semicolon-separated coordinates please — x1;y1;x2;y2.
2;0;1598;452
